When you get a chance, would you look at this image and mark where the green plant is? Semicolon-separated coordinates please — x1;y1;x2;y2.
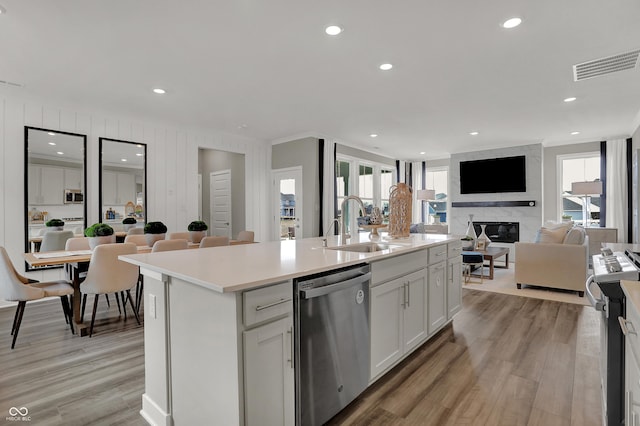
188;220;208;232
84;223;114;237
122;217;137;224
461;236;474;241
144;221;167;234
45;218;65;227
562;214;572;219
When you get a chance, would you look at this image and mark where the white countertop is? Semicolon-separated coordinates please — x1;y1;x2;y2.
119;233;458;293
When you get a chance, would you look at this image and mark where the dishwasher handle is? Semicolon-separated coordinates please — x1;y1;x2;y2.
585;275;605;311
300;272;371;299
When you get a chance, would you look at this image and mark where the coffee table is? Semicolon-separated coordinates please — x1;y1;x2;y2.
470;246;510;280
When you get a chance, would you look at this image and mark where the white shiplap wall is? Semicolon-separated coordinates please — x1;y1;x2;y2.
0;90;271;281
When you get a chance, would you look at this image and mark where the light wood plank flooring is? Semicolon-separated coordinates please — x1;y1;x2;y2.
0;289;601;425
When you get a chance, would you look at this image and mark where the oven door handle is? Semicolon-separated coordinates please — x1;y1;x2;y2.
300;272;371;299
585;275;605;311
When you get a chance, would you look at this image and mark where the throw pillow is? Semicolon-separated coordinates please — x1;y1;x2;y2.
534;226;569;244
563;226;586;245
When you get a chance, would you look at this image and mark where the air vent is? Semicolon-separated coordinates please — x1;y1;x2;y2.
573;49;640;81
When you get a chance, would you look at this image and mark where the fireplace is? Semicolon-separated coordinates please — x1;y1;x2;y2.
472;221;519;243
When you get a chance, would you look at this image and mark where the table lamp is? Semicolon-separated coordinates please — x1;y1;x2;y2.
416;189;436;223
571;180;602;227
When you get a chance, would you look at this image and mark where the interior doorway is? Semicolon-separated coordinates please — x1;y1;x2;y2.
272;167;303;240
210;170;231;238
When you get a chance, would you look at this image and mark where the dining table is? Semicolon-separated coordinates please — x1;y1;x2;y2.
22;239;255;336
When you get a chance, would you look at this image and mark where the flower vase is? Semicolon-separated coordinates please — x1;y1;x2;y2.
465;214;477;240
477;224;491;249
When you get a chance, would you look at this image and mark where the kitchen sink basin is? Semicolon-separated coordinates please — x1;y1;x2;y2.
326;242;401;253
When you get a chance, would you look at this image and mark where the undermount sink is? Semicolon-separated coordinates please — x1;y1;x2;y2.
326;242;401;253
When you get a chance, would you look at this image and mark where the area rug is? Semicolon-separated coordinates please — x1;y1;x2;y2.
462;266;591;306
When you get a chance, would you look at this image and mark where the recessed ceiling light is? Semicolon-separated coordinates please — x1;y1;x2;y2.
47;132;55;136
564;97;577;102
56;151;64;155
379;63;393;71
136;153;143;157
48;142;56;146
370;134;378;138
136;144;143;148
420;151;426;155
502;17;522;29
571;131;580;135
121;158;127;162
325;25;343;36
153;88;166;94
237;124;248;129
469;131;479;136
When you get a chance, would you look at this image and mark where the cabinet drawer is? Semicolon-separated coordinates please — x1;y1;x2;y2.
428;244;448;265
448;240;462;258
243;281;292;327
371;250;427;286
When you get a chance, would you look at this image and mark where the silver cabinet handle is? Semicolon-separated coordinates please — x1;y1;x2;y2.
255;298;291;311
619;316;637;336
287;327;294;369
585;275;605;311
401;282;407;308
436;252;446;257
406;281;410;308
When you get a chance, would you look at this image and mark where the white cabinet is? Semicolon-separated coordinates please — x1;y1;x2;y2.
244;316;294;426
623;282;640;426
63;167;83;190
242;282;294;426
370;268;427;379
102;171;136;205
28;165;64;205
447;240;463;319
428;261;446;334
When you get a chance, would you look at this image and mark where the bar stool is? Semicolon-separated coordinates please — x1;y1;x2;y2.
461;251;484;284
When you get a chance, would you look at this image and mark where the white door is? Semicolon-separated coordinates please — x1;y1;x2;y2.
271;167;303;241
210;170;231;238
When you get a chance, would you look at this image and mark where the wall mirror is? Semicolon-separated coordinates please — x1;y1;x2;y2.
99;138;147;231
24;127;87;268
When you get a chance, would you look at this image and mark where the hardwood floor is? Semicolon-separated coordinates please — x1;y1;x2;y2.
0;289;601;425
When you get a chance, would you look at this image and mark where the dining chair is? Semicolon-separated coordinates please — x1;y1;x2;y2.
199;236;230;248
65;237;90;251
40;230;74;252
0;246;74;349
152;239;189;252
168;232;190;240
124;234;148;246
80;243;141;337
127;227;144;235
237;231;255;243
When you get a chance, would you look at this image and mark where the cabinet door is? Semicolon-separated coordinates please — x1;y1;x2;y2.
428;262;447;334
244;316;294;426
117;172;136;204
447;257;463;319
64;168;83;190
102;171;118;205
403;269;428;353
370;279;404;379
28;165;40;204
40;166;64;205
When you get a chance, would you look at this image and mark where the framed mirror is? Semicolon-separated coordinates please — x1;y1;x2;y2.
99;138;147;233
24;127;87;268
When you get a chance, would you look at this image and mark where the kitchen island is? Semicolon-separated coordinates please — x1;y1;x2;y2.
120;232;462;426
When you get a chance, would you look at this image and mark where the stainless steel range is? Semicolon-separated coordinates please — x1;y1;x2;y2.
588;249;640;426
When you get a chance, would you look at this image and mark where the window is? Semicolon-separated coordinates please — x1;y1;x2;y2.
336;156;396;234
558;153;600;226
425;167;449;224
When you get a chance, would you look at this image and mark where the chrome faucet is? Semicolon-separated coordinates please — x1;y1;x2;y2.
340;195;366;242
322;218;341;247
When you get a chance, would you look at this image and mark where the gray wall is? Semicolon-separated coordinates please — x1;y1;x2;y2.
337;144;395;166
543;141;601;224
272;137;319;238
198;149;245;239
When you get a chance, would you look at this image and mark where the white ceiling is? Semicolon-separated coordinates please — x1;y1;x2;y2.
1;0;640;161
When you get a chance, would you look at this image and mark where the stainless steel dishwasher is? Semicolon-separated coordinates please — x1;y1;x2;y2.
294;264;371;426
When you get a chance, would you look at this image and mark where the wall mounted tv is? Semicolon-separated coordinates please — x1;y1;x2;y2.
460;155;526;194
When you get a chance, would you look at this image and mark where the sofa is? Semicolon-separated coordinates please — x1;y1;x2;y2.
514;222;589;297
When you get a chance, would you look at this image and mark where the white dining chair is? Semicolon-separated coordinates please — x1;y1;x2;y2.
0;246;75;348
237;230;255;243
65;237;90;251
168;232;190;241
127;227;144;235
40;230;74;252
199;236;229;248
80;243;140;337
152;239;189;252
124;234;148;246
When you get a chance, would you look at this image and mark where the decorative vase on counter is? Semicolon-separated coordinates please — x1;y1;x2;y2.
370;207;383;225
388;183;412;238
477;224;491;249
465;214;477;240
